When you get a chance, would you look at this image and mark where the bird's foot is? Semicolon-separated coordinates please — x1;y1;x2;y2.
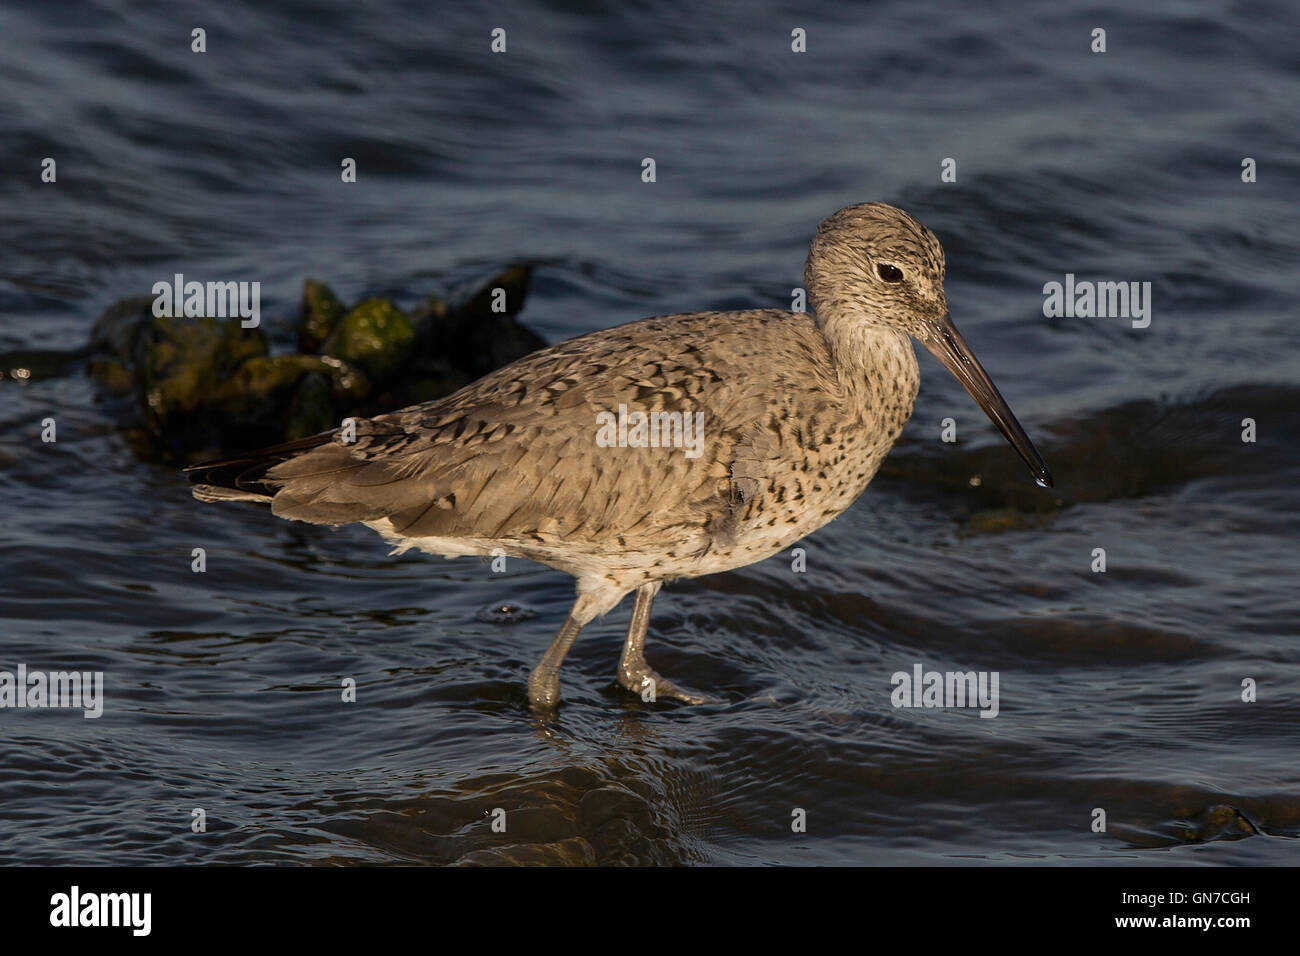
618;665;714;705
526;668;563;712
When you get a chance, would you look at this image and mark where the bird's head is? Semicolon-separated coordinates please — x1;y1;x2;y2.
806;202;1052;488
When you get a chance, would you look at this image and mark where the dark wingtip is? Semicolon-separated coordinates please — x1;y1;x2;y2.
182;431;337;494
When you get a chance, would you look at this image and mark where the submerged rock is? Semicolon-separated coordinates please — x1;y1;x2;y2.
454;837;598;866
1174;804;1260;842
962;507;1053;535
1114;802;1264;849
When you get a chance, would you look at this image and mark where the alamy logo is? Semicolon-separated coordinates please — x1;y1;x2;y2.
0;664;103;718
891;664;1000;718
595;404;706;459
152;272;260;328
1042;273;1151;328
50;886;151;936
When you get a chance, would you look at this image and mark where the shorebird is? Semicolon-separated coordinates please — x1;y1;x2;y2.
188;203;1051;710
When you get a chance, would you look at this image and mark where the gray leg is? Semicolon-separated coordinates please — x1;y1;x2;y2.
617;582;711;704
527;615;582;711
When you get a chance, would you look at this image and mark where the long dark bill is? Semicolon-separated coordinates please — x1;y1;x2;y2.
921;315;1053;488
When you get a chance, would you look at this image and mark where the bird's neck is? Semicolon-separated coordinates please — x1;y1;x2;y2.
812;303;919;419
813;301;911;373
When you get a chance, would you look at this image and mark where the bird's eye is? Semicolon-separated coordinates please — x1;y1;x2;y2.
877;263;904;283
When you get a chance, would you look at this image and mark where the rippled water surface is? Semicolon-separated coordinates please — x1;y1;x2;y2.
1;0;1298;865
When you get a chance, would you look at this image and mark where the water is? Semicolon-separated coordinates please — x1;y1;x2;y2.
1;0;1298;865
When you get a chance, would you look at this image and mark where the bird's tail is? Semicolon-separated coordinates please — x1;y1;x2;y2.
184;431;337;503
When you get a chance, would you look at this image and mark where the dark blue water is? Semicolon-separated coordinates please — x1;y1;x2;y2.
1;0;1298;864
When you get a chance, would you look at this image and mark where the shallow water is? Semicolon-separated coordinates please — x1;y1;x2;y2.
1;0;1298;865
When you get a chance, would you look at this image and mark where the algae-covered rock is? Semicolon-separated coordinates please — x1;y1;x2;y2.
86;357;134;395
83;267;546;462
419;265;545;378
322;298;415;383
366;358;471;412
299;279;346;353
89;296;156;362
286;372;338;440
134;313;268;434
213;354;368;425
88;297;154;398
461;264;530;319
410;294;450;326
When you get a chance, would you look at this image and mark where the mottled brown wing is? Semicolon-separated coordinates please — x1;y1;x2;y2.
265;310;830;546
